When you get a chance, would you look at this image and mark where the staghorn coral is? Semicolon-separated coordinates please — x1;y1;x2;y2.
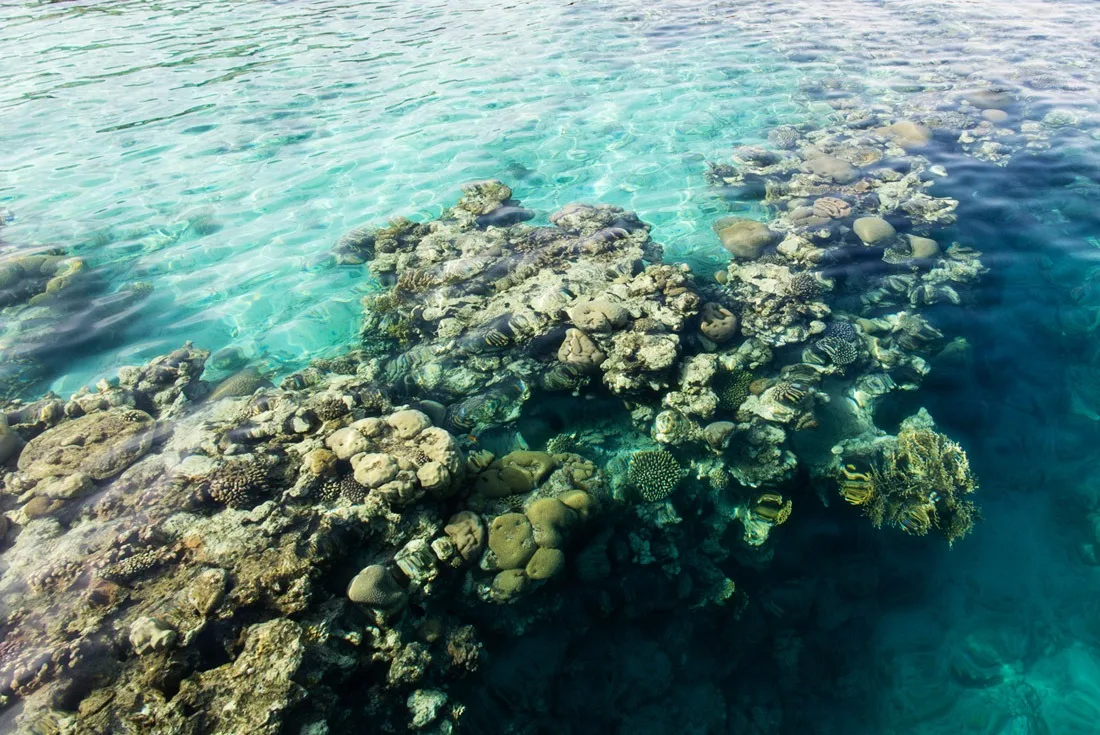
627;449;683;502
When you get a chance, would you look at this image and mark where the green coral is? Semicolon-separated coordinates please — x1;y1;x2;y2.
365;290;403;316
713;369;754;412
627;449;683;502
379;315;417;345
373;217;424;253
546;432;579;454
863;427;979;546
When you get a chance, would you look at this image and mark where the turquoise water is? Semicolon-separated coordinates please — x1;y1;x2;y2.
5;0;1100;733
1;0;811;392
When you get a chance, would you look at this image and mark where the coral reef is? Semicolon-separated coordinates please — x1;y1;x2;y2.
0;170;985;731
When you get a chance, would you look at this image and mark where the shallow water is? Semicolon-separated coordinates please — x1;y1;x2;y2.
5;0;1100;733
1;0;813;392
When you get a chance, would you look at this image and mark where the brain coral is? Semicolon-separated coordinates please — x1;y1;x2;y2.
347;565;407;613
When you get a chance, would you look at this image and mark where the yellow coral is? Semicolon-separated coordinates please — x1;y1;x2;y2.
838;464;875;506
396;267;440;294
856;425;979;546
752;492;792;526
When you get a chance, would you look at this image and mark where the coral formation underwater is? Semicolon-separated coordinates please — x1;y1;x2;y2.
8;0;1100;728
0;142;990;730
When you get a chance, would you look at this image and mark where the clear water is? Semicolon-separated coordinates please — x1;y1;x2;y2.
5;0;1100;732
1;0;814;392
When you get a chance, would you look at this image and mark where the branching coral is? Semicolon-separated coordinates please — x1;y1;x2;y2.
627;449;683;502
207;460;269;509
713;369;754;412
840;427;979;545
318;475;366;504
546;433;579;454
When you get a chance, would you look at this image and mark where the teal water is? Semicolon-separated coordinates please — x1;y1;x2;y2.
5;0;1100;733
0;0;811;392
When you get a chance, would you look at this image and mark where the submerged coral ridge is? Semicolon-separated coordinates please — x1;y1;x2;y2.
0;162;986;731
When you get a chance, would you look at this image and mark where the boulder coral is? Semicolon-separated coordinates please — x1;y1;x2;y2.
347;565;408;614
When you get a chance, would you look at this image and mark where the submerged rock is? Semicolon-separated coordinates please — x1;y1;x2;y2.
16;408;154;480
408;688;448;730
963;88;1014;110
0;413;17;464
129;617;179;655
174;619;306;735
713;216;776;259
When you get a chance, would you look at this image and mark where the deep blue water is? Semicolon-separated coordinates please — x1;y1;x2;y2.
5;0;1100;733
